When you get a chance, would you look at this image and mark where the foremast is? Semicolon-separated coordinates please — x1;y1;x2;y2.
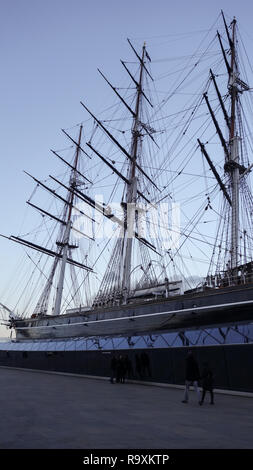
0;123;94;319
54;125;83;315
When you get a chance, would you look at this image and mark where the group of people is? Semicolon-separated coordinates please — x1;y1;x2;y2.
110;352;151;384
182;350;214;405
110;349;214;405
110;354;131;384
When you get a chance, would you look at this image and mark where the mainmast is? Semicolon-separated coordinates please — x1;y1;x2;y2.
54;125;83;315
81;40;160;308
121;42;146;301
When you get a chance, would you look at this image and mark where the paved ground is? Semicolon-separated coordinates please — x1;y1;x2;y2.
0;367;253;449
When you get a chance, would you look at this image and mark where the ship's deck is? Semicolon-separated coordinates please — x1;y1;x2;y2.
0;367;252;449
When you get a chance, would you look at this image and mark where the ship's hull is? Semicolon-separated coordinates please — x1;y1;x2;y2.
13;283;253;341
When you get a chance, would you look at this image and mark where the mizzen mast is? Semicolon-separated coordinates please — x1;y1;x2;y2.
222;14;248;272
200;13;251;282
226;17;239;271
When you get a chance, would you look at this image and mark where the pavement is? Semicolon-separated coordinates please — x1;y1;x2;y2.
0;367;253;449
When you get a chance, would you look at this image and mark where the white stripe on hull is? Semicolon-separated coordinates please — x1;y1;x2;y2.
15;299;253;341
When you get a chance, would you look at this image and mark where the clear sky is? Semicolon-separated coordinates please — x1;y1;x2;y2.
1;0;253;336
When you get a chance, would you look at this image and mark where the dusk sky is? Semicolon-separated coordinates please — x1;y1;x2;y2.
1;0;253;336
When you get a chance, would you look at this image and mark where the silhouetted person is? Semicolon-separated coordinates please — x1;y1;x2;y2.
199;362;214;405
110;354;118;384
182;350;201;404
116;355;125;383
141;352;151;377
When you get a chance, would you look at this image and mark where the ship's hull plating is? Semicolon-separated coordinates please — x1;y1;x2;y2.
14;284;253;341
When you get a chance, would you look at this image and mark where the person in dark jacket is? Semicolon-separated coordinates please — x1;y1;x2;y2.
199;362;214;405
182;350;201;404
116;355;125;383
110;354;118;384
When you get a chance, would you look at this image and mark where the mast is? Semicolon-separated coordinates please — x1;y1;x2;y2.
54;125;83;316
227;18;239;272
200;13;251;282
121;42;146;301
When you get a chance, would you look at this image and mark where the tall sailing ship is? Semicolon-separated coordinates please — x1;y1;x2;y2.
1;11;253;350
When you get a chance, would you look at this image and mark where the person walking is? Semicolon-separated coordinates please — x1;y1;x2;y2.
199;362;214;405
182;350;201;404
116;355;125;383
